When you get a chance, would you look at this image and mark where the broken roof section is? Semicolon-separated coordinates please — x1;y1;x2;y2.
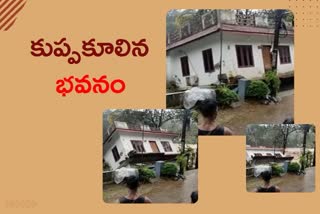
166;9;294;51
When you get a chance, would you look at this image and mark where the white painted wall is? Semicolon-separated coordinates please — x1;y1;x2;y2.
223;32;294;79
119;131;179;155
167;31;294;89
246;147;314;162
104;133;128;170
246;148;283;162
104;131;179;170
167;33;221;89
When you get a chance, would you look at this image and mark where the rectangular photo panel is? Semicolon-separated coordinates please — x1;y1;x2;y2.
103;109;198;203
166;9;294;135
246;124;315;192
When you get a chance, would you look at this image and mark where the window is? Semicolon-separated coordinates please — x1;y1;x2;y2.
278;46;291;64
202;48;214;73
112;146;120;162
161;141;173;152
131;140;145;153
275;153;282;158
180;56;190;76
236;45;254;67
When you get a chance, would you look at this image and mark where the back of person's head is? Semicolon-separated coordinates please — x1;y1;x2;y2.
126;175;140;191
283;117;294;124
197;99;218;120
190;191;198;203
261;171;272;183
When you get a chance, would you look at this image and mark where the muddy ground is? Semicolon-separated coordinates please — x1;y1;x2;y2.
217;90;294;135
247;167;315;192
103;169;198;203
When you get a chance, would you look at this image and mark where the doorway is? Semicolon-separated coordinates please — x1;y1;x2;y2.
261;46;272;72
149;141;160;153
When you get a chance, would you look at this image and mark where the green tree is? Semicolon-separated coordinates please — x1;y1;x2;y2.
275;124;297;155
302;125;311;156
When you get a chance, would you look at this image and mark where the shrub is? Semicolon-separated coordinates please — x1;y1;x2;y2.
246;80;270;99
216;85;239;106
299;155;307;170
288;162;300;173
161;162;178;177
185;147;196;169
176;154;187;174
271;163;284;176
264;71;281;96
138;166;156;183
103;162;111;171
306;150;314;167
166;80;179;92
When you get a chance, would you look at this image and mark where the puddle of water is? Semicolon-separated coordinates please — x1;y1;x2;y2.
247;167;315;192
103;169;198;203
217;94;294;135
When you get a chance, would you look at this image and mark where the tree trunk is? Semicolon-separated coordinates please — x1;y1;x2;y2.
313;142;316;166
272;10;285;71
282;135;287;155
302;127;308;156
186;153;190;170
180;110;189;154
158;110;164;128
195;143;198;169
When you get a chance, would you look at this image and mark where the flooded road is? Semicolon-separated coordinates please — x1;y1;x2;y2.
216;90;294;135
103;169;198;203
247;167;315;192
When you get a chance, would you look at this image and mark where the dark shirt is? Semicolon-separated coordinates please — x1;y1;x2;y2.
119;196;146;203
198;125;225;135
257;186;279;192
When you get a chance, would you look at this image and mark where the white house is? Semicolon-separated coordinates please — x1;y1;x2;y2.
246;146;285;163
103;121;180;170
167;10;294;90
246;146;295;166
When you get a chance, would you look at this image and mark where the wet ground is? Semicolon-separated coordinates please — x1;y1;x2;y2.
217;90;294;135
103;169;198;203
246;167;315;192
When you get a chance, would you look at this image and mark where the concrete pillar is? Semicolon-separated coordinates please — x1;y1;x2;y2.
283;160;290;173
238;79;250;102
155;161;165;178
